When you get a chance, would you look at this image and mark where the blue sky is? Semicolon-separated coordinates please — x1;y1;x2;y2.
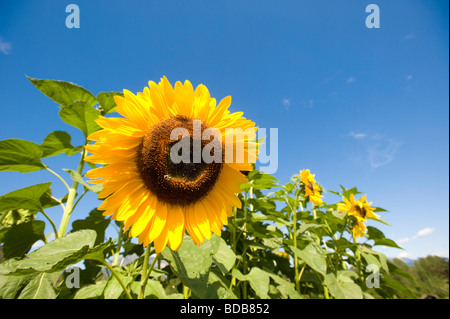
0;0;448;260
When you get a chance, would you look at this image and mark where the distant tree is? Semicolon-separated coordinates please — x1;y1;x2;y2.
391;256;449;299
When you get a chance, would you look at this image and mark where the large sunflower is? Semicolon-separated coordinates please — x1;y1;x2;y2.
337;194;378;238
299;169;323;205
85;77;258;253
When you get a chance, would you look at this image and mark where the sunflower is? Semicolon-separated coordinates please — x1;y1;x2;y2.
299;169;323;205
85;77;258;253
337;194;378;238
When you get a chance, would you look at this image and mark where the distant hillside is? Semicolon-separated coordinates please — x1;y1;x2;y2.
391;255;449;299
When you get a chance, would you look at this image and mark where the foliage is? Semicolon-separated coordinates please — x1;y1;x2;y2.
389;256;449;299
0;77;415;299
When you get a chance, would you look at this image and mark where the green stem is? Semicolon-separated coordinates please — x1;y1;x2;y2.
100;260;132;299
242;190;250;299
45;166;70;194
139;247;158;299
112;222;124;266
352;233;364;286
39;210;58;238
57;147;87;238
293;197;302;293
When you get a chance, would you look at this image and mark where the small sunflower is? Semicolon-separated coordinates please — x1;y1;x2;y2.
85;77;258;253
337;194;378;238
299;169;323;205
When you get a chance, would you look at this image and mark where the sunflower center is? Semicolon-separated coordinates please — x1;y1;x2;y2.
136;116;223;206
354;205;367;218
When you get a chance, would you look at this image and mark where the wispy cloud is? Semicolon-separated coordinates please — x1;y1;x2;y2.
407;75;413;80
368;138;401;169
402;33;416;40
299;99;314;108
398;227;435;244
346;133;401;169
0;37;12;55
348;131;367;140
281;98;291;110
347;76;356;84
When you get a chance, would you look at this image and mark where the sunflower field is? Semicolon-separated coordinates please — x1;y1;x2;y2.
0;77;413;300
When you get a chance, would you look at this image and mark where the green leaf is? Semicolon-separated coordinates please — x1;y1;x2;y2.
161;234;221;299
232;267;270;299
358;245;389;273
290;243;327;276
103;267;133;299
96;92;123;115
41;131;82;158
0;183;52;215
324;271;363;299
64;169;102;193
211;237;236;275
0;229;97;275
0;221;45;259
74;280;107;299
59;101;102;138
27;77;97;109
0;139;45;172
18;271;60;299
71;209;110;246
382;274;416;299
0;273;34;298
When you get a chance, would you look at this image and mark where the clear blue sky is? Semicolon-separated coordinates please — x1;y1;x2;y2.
0;0;448;260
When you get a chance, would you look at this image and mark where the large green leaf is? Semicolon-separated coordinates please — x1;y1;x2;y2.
41;131;82;158
161;234;221;299
0;183;52;214
96;92;123;115
231;267;270;298
103;267;133;299
367;226;402;249
73;280;107;299
17;271;60;299
324;270;363;299
59;101;102;138
0;221;45;259
0;229;97;275
211;237;236;275
27;77;97;109
0;273;34;298
290;243;327;276
0;139;45;172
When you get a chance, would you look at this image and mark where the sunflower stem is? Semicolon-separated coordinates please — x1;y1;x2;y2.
45;166;71;194
112;222;124;266
352;233;365;286
39;209;58;239
293;193;302;293
100;260;132;299
139;247;158;299
57;146;87;238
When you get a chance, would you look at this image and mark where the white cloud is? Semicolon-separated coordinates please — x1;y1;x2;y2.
0;37;12;55
407;75;413;80
397;227;435;244
368;138;401;169
282;98;291;106
403;34;416;40
299;99;314;108
397;251;412;259
348;131;367;140
417;227;435;238
347;76;356;84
